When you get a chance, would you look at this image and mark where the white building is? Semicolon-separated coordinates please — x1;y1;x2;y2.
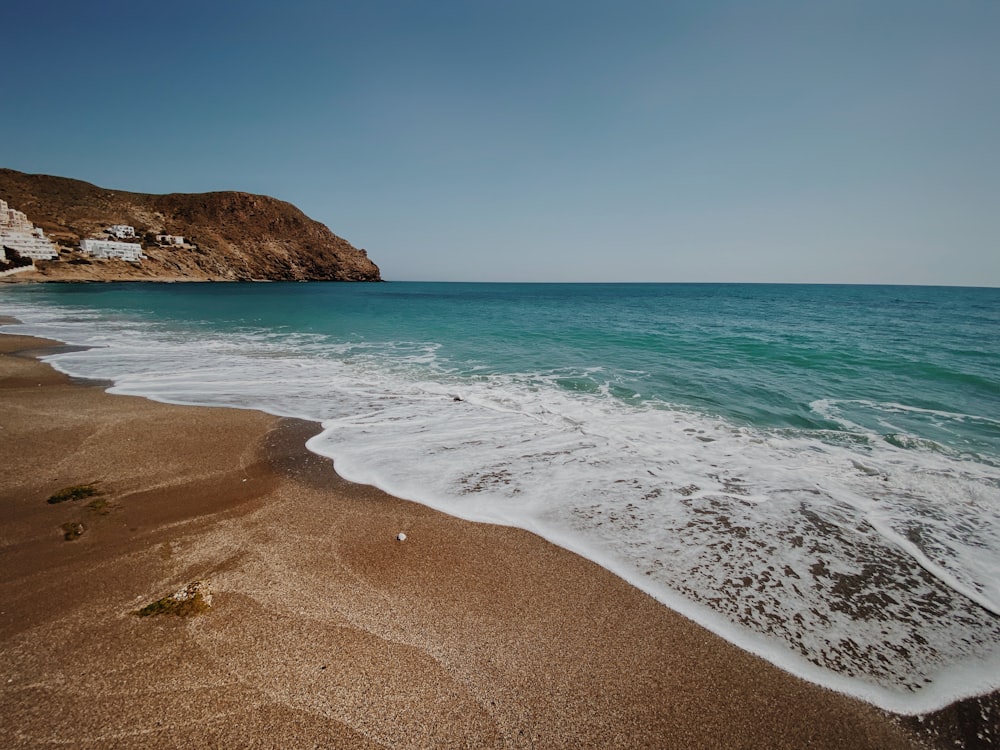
0;199;58;260
106;224;136;239
80;238;145;262
156;234;185;246
1;199;33;230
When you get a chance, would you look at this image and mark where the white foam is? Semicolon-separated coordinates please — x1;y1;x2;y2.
4;300;1000;714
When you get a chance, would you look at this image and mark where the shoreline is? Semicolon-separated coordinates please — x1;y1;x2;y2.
0;331;993;748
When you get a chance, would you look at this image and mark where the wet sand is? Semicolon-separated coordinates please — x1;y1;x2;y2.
0;332;982;748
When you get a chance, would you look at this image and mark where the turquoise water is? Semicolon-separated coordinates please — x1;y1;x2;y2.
2;281;999;712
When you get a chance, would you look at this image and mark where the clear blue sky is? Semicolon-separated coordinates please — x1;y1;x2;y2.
3;1;998;284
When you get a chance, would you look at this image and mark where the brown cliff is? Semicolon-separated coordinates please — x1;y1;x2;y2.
0;168;381;282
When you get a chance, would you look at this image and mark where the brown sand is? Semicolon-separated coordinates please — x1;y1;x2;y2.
0;332;980;749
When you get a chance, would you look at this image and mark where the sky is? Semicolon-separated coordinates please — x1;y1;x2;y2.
2;1;998;285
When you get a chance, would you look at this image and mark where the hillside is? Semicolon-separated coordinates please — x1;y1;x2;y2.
0;168;381;282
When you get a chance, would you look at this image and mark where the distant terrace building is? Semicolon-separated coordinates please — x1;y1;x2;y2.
155;233;185;245
80;238;145;262
0;199;58;260
106;224;136;239
1;199;33;230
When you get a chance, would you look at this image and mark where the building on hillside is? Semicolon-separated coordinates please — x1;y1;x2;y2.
1;199;34;230
155;234;185;246
0;246;6;262
0;227;58;260
80;238;145;262
0;199;59;260
106;224;136;239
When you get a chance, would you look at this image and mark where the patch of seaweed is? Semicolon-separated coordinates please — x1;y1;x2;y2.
86;496;112;514
47;483;101;504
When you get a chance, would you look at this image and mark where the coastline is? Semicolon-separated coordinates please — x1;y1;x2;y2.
0;332;989;748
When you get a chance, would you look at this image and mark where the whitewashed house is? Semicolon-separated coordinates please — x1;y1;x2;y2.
106;224;136;239
155;234;185;245
0;200;58;260
80;238;145;262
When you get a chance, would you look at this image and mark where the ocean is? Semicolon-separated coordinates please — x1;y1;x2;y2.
2;281;998;714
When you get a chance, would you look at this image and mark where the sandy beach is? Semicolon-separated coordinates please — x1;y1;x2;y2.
0;331;988;748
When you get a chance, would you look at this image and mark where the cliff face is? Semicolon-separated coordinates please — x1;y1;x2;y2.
0;168;381;282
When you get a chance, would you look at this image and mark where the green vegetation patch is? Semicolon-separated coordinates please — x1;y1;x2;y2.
86;497;112;515
134;581;213;618
47;483;101;505
60;521;85;541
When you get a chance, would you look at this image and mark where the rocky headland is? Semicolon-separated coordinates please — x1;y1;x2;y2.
0;168;381;282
